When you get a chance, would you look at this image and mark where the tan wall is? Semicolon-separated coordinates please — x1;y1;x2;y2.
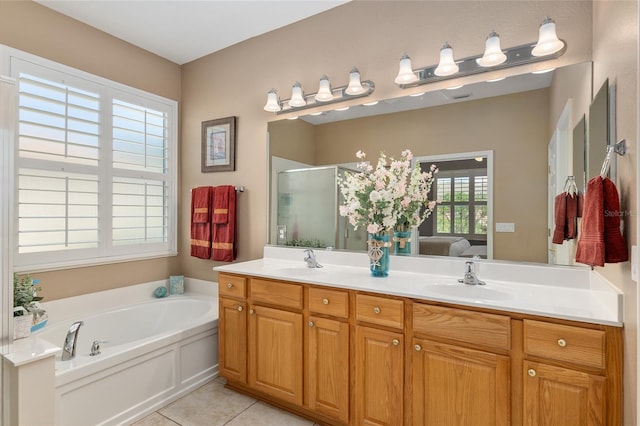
592;1;639;425
0;0;182;300
297;89;550;262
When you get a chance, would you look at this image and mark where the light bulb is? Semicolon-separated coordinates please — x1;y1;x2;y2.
476;31;507;67
315;75;334;102
263;89;281;112
345;67;365;95
532;17;565;57
288;82;306;107
394;54;418;84
434;43;459;77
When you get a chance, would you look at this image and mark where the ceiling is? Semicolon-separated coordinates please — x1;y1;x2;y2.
35;0;349;65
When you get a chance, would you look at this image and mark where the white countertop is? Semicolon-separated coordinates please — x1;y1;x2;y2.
215;246;623;327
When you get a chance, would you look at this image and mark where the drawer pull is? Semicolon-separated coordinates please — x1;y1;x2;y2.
227;282;233;289
374;307;381;314
392;339;400;346
557;338;567;348
322;298;329;305
414;344;422;352
249;309;254;315
309;321;314;328
528;369;536;377
237;305;243;312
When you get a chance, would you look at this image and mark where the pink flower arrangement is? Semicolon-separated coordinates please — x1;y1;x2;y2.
338;149;438;234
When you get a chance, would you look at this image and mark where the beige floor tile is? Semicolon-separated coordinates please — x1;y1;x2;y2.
130;412;180;426
225;401;314;426
159;381;256;426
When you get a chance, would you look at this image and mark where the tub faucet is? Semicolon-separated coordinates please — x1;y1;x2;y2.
303;249;322;268
458;261;485;286
62;321;84;361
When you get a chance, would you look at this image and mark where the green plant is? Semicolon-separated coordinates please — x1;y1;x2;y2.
13;274;42;317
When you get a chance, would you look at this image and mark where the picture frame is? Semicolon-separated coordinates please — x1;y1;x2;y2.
202;116;237;172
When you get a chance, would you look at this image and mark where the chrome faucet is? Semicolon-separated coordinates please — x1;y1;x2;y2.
458;261;485;286
303;249;322;268
61;321;84;361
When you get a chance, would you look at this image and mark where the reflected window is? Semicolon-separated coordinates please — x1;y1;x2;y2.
434;171;487;239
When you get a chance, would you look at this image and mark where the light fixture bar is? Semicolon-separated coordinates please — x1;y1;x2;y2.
397;40;566;89
274;80;375;115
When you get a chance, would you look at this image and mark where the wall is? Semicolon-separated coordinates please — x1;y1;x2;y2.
181;0;593;279
592;1;639;424
0;0;182;300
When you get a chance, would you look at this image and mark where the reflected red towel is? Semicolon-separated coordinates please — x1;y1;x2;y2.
603;178;628;263
191;186;213;259
565;193;579;239
552;193;567;244
212;185;237;262
576;177;605;266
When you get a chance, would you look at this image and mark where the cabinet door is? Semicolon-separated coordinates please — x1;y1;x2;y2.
307;316;349;424
412;339;510;426
219;297;247;382
355;325;403;426
249;305;303;405
523;360;606;426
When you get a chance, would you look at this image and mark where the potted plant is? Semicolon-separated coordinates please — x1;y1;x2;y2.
13;273;47;338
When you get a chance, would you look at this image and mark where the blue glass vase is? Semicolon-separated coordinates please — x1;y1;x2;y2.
367;233;390;277
393;230;412;256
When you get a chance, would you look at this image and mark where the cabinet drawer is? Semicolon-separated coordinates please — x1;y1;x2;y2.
413;304;510;351
309;287;349;319
250;279;303;309
356;294;404;329
218;274;246;299
524;319;605;369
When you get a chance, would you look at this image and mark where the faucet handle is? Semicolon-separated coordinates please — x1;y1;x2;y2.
465;260;474;273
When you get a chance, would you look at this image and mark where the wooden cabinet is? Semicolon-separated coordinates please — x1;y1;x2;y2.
412;338;510;425
217;273;622;426
306;287;350;424
218;274;247;383
412;304;511;426
355;325;404;426
522;319;617;426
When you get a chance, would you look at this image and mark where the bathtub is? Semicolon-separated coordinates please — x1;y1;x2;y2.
32;284;219;426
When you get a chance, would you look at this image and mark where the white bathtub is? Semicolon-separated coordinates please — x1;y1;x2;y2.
32;285;219;426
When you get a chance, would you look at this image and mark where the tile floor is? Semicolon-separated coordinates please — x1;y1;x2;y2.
131;377;319;426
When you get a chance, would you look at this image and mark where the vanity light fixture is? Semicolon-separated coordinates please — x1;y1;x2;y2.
395;17;566;89
315;75;334;102
288;82;306;107
476;31;507;67
263;89;281;112
263;69;375;115
434;43;459;76
531;17;565;57
394;54;419;84
345;67;366;95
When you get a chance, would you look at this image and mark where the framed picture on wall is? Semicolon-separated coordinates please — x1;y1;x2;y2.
201;116;237;172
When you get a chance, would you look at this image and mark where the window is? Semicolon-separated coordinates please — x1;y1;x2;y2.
434;170;488;240
4;47;177;270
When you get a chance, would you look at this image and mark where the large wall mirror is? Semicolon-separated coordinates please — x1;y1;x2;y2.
267;61;592;265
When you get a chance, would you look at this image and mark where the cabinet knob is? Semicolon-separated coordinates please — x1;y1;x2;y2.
227;282;233;289
557;338;567;348
322;298;329;305
392;339;400;346
414;344;422;352
237;305;243;312
528;369;536;377
374;307;381;314
309;321;314;328
249;309;254;315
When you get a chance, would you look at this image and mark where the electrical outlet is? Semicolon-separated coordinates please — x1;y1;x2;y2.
495;222;515;232
277;225;287;244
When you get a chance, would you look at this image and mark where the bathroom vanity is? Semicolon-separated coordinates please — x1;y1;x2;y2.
215;247;623;425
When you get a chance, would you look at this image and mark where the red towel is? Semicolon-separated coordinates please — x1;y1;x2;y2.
552;193;566;244
212;185;229;224
576;177;605;266
565;193;579;239
603;178;628;263
211;185;237;262
190;186;212;259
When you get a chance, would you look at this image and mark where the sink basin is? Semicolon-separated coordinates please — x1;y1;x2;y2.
427;284;513;301
273;267;327;276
